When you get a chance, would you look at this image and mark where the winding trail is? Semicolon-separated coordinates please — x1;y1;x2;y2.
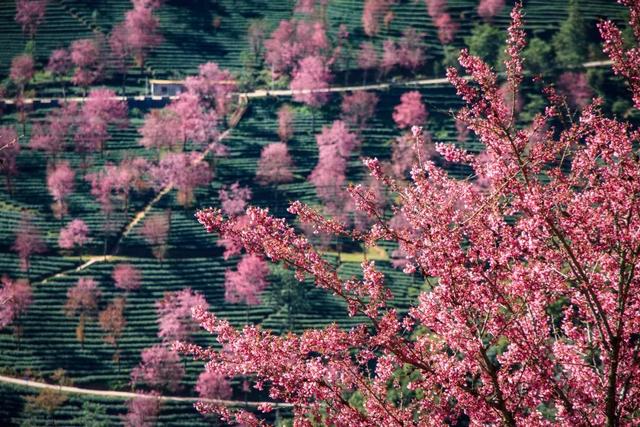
0;374;293;409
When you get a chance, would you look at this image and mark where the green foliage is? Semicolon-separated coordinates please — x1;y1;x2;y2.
267;264;313;333
552;0;587;68
71;401;110;427
523;38;554;75
464;24;505;68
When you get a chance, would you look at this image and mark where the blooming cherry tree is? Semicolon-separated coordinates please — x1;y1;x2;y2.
13;214;46;279
15;0;47;40
99;297;127;371
0;126;20;195
179;4;640;425
256;142;294;186
149;152;212;207
224;254;269;306
70;38;104;91
219;182;252;217
64;277;101;347
195;371;232;400
141;212;170;262
0;276;32;332
131;345;185;392
58;219;90;259
46;161;75;218
392;90;427;129
290;55;332;110
477;0;505;21
341;91;379;132
277;105;294;143
155;288;209;343
112;264;142;292
122;393;161;427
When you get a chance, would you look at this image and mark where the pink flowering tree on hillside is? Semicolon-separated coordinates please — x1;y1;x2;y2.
425;0;458;44
0;276;32;343
179;3;640;425
70;38;104;93
46;49;72;98
46;161;75;219
64;277;101;348
381;28;426;75
58;219;90;259
358;42;378;84
155;288;208;343
131;344;184;393
122;393;161;427
10;54;34;95
362;0;394;37
477;0;505;21
30;102;77;162
81;88;129;152
341;91;379;133
168;93;219;151
13;214;46;280
138;108;182;157
557;72;593;110
277;105;294;143
0;127;20;195
219;182;252;218
256;142;294;187
224;253;269;314
184;62;236;116
141;212;170;262
112;263;142;293
121;0;163;70
264;19;330;77
15;0;47;42
150;152;212;207
290;55;332;131
195;371;232;400
392;90;427;129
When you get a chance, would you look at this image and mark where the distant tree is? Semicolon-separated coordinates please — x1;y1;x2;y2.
552;0;587;69
390;131;435;178
149;152;212;207
195;370;232;400
219;182;252;217
216;214;249;260
0;276;32;344
46;161;75;219
64;277;101;348
112;263;142;292
138;108;182;156
155;288;209;343
523;37;554;75
109;23;131;95
247;20;266;66
131;345;185;392
316;120;360;158
477;0;505;21
15;0;47;41
46;48;72;97
122;393;161;427
434;13;459;45
341;91;379;132
24;388;67;427
58;219;90;259
362;0;394;37
79;88;128;153
381;28;426;74
358;42;378;84
224;254;269;307
122;0;163;68
13;214;46;279
141;212;170;262
392;91;427;129
0;126;20;195
184;62;236;116
10;54;35;94
557;71;593;110
70;38;104;92
425;0;445;17
264;19;329;76
277;105;294;142
99;296;126;372
464;23;504;68
71;401;109;427
168;93;219;151
30;102;77;162
256;142;295;186
291;55;332;130
309;140;347;216
267;264;311;332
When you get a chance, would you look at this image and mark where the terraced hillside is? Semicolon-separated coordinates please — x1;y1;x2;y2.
0;0;634;425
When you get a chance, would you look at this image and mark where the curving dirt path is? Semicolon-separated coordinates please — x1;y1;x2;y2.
0;374;293;409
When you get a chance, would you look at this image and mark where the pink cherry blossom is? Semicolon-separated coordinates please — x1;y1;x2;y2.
156;288;209;342
256;142;294;186
131;345;184;392
58;219;90;251
224;254;269;306
290;55;332;108
392;91;427;129
112;264;142;292
0;276;32;329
